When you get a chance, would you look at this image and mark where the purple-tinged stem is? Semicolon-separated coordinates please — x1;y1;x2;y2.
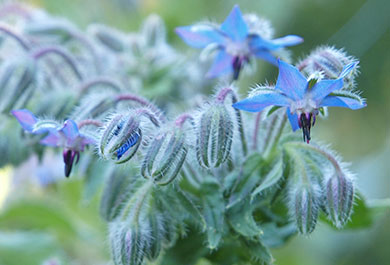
115;94;166;122
78;119;103;129
135;108;161;127
0;24;30;50
32;46;83;81
216;87;248;156
175;113;194;128
0;3;32;20
78;77;122;95
252;111;262;150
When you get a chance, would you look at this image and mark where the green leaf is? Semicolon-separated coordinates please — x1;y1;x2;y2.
200;177;225;249
261;222;296;247
0;200;78;242
243;238;273;265
251;156;284;201
227;199;263;237
0;231;64;265
227;153;263;209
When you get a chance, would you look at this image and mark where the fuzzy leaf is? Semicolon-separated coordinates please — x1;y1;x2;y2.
227;153;263;208
251;155;284;200
200;177;225;249
227;199;263;237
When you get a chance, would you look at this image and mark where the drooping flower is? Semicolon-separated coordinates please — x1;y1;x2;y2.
11;109;95;177
175;5;303;80
233;60;366;143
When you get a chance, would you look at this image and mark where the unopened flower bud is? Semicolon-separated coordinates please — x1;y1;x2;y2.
100;167;132;222
87;24;126;52
196;104;233;168
109;221;150;265
141;14;166;47
24;18;76;42
0;57;36;113
141;128;187;185
100;113;142;164
324;171;354;228
291;184;321;235
243;14;274;39
298;46;358;89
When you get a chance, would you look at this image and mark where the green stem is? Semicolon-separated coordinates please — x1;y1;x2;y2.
263;113;287;158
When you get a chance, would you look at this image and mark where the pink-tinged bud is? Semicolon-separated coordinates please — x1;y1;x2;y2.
324;171;354;228
291;184;321;235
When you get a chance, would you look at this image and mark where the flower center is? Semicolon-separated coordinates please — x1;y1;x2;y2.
297;111;318;143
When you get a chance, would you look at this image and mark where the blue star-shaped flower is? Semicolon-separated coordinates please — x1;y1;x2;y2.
12;109;95;177
233;60;366;143
176;5;303;80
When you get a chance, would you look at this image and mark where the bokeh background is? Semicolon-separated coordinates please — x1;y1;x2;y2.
0;0;389;264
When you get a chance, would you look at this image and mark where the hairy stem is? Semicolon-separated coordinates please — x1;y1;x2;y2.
0;23;30;50
78;77;122;95
175;113;194;128
32;46;83;80
78;119;103;129
252;111;262;150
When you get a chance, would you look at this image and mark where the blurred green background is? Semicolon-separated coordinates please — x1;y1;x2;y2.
1;0;389;264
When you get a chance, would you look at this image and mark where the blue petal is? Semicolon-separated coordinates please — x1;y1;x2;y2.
206;50;233;78
60;120;79;141
339;61;358;78
40;133;61;147
310;79;343;102
275;60;307;100
249;35;279;50
253;50;278;66
271;35;303;47
220;5;248;41
232;91;290;112
286;108;300;131
175;25;225;49
320;95;366;110
11;109;37;132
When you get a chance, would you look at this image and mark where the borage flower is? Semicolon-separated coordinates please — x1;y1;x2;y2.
176;5;303;80
233;60;366;143
11;109;96;177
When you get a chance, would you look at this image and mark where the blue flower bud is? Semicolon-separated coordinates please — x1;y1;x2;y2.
324;171;354;228
196;103;233;168
141;128;187;185
100;113;142;164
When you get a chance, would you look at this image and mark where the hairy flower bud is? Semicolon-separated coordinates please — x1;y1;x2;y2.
298;46;358;89
196;104;233;168
100;113;142;164
88;24;126;52
141;128;187;185
290;184;321;235
109;221;151;265
141;14;166;47
243;14;274;39
324;171;354;228
0;57;36;113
